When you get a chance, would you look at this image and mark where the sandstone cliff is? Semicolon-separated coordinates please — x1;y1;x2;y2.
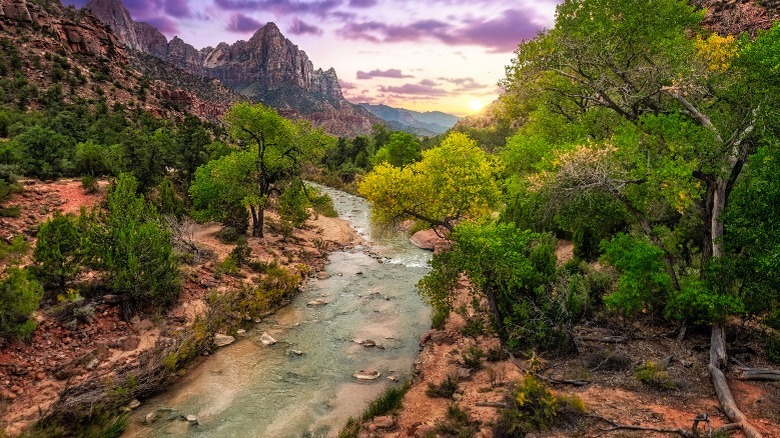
84;0;382;137
0;0;241;121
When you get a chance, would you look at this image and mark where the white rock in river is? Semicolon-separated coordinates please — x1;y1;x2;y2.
260;332;277;345
307;299;327;306
213;333;235;347
353;369;381;380
186;415;198;425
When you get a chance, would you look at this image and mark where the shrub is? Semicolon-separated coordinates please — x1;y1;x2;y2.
766;335;780;364
33;211;82;293
494;375;586;437
216;226;242;244
338;383;410;438
0;267;43;340
431;307;449;329
461;317;485;338
426;374;459;399
462;346;484;371
435;405;479;438
81;175;99;194
634;361;676;390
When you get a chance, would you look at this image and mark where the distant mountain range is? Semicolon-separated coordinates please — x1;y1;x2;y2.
83;0;382;136
359;104;460;137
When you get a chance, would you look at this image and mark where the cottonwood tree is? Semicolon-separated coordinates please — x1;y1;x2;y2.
359;132;501;232
222;103;331;237
503;0;780;435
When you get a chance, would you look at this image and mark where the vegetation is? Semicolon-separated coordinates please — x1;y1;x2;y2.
338;383;411;438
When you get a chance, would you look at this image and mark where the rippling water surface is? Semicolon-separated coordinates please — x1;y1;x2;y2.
123;184;431;438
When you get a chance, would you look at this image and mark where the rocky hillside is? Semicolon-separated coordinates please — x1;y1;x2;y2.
0;0;240;121
359;103;460;136
694;0;779;35
85;0;382;137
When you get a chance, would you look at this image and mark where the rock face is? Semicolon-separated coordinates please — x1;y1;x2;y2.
85;0;382;136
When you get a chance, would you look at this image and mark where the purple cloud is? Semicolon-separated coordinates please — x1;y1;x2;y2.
348;0;376;7
144;16;179;34
338;8;542;53
215;0;341;17
379;82;448;97
124;0;164;18
356;69;413;80
288;18;323;35
227;13;263;32
165;0;192;18
438;77;489;91
339;80;358;90
418;79;438;86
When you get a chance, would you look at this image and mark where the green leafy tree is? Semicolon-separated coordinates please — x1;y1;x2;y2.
372;131;421;167
419;222;567;351
190;149;257;234
359;132;501;231
33;211;82;293
223;103;331;237
90;174;180;312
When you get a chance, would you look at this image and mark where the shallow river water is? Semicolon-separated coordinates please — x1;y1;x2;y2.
123;184;431;438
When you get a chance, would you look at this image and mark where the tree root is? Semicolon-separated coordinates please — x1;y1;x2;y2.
588;414;693;437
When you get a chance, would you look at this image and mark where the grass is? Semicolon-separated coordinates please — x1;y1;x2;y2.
338;382;411;438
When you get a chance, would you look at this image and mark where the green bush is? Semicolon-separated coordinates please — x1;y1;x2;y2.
81;175;98;194
766;335;780;364
462;346;484;371
634;361;676;390
33;211;82;293
338;383;410;438
494;375;586;437
0;267;43;340
216;226;242;244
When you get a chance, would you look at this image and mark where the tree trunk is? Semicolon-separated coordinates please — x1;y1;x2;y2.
484;287;505;342
711;178;727;258
708;325;763;438
249;205;263;238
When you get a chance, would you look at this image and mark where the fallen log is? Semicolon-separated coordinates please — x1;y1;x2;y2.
708;325;763;438
576;335;626;344
736;368;780;381
588;414;692;437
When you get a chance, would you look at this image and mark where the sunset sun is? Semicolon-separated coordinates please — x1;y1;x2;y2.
469;99;485;113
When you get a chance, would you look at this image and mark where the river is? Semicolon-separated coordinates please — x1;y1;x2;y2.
123;184;432;438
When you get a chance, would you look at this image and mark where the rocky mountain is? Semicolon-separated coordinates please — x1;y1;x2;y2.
84;0;382;137
694;0;779;35
359;103;460;137
0;0;241;121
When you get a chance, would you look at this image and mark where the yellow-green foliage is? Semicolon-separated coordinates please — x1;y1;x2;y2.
634;361;676;390
495;375;586;435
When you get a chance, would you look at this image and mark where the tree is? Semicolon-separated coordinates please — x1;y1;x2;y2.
419;221;570;351
190;149;257;234
223;103;330;237
33;211;82;293
89;174;180;313
502;1;780;434
359;132;501;231
372;131;421;167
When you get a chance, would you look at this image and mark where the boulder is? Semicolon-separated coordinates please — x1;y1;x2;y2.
409;228;449;251
213;333;235;347
353;369;381;380
260;332;277;345
307;298;327;306
373;415;397;430
185;415;198;425
144;412;158;424
102;294;122;304
430;331;454;345
136;319;154;331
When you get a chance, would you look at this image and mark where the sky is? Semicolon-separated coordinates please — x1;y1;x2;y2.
66;0;560;116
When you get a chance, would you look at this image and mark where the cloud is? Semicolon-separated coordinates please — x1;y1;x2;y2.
438;77;489;91
379;81;448;97
124;0;164;18
356;69;413;80
348;0;376;7
214;0;341;17
226;13;263;32
339;80;358;90
288;18;323;35
337;8;544;53
165;0;192;18
144;16;179;34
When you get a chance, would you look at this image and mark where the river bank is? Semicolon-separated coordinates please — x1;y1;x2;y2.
0;180;366;436
121;184;432;438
